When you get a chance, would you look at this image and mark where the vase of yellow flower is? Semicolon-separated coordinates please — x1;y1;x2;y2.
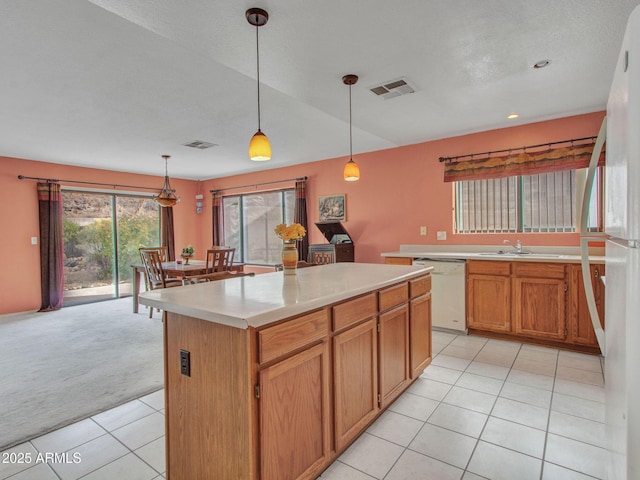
274;223;306;275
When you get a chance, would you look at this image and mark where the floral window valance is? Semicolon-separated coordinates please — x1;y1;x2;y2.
442;141;605;183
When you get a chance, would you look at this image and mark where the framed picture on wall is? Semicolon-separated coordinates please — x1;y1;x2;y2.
318;194;346;221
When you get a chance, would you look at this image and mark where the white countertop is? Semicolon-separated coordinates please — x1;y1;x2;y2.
139;263;432;330
381;244;605;264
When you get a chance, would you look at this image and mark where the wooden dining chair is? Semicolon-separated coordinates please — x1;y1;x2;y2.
205;247;235;273
139;248;182;318
182;270;255;285
309;250;335;265
138;246;169;290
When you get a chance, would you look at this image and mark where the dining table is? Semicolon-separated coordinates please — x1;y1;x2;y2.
131;260;208;313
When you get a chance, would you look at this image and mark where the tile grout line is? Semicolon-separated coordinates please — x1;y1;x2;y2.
460;339;522;477
537;347;559;480
379;332;462;480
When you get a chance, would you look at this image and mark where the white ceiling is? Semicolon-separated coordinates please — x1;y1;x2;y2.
1;0;638;180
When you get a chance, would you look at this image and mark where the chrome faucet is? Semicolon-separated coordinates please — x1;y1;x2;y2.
504;239;522;254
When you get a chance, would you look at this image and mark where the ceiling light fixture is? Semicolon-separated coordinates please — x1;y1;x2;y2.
246;8;271;161
343;74;360;182
507;113;519;119
533;59;551;69
155;155;178;207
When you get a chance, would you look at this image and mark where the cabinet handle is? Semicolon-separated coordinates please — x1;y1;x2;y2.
254;384;260;399
594;268;600;278
564;283;568;292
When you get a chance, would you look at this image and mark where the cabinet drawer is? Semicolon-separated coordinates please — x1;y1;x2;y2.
467;260;511;276
259;309;329;364
379;283;409;311
513;262;565;279
410;275;431;298
333;293;377;332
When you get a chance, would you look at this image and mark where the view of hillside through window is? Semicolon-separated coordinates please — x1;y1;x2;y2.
62;191;159;306
223;190;295;265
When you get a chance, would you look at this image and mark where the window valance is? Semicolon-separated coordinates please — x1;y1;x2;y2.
442;141;605;183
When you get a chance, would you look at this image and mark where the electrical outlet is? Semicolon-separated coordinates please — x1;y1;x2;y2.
31;237;38;245
420;226;427;236
437;231;447;241
180;350;191;377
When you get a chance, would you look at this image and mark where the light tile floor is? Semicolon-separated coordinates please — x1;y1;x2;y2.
1;331;606;480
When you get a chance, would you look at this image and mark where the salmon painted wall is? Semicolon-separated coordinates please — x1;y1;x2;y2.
0;111;604;314
203;112;606;263
0;156;201;315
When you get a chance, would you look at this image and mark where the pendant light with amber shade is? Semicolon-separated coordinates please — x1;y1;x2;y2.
343;74;360;181
246;8;271;161
155;155;178;207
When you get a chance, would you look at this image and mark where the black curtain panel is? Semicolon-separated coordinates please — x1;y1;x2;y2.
294;179;309;261
37;182;64;311
212;191;222;246
160;206;176;261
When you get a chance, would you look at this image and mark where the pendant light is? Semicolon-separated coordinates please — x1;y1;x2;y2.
343;74;360;181
155;155;178;207
246;8;271;161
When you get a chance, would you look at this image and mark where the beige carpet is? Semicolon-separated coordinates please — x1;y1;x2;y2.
0;298;163;450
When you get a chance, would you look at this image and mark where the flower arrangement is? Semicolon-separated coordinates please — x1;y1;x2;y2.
274;223;306;242
181;245;195;256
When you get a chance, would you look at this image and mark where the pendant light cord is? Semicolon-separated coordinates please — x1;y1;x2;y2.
349;84;353;159
255;24;261;131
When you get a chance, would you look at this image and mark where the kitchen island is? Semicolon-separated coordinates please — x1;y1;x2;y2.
139;263;432;480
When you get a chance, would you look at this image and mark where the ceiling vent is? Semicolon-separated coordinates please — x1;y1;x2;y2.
369;77;416;99
183;140;217;150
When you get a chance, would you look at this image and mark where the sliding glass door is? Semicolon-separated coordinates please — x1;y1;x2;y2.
62;191;159;306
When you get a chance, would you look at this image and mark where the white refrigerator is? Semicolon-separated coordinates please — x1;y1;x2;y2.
603;5;640;479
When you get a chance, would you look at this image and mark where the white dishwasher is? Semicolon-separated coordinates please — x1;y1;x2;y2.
412;258;467;333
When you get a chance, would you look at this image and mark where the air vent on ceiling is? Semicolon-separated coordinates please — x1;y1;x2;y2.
183;140;217;150
369;77;416;99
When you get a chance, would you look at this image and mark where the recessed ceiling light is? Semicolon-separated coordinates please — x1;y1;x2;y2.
533;59;551;69
507;113;519;119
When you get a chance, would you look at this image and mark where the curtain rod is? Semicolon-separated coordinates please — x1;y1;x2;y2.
438;135;598;163
210;176;307;194
17;175;159;191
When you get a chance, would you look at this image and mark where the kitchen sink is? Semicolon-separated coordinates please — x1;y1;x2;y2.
477;252;563;258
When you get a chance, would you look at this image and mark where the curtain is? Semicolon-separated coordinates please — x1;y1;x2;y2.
294;179;309;261
212;191;222;246
160;207;176;261
443;142;606;182
37;182;64;311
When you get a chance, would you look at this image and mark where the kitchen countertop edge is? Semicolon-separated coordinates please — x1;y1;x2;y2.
139;263;433;330
381;251;605;264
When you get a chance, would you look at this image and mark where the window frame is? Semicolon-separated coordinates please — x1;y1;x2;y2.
453;167;604;234
222;188;295;265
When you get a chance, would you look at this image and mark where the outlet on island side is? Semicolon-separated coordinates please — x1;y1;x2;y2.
420;226;427;236
180;349;191;377
437;231;447;241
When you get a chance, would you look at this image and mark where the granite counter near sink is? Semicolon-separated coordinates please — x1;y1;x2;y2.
381;244;605;264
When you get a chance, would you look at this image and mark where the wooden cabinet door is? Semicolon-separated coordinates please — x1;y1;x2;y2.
333;319;378;451
467;274;511;332
410;293;432;378
378;305;410;409
259;342;331;480
570;264;605;347
514;277;567;340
